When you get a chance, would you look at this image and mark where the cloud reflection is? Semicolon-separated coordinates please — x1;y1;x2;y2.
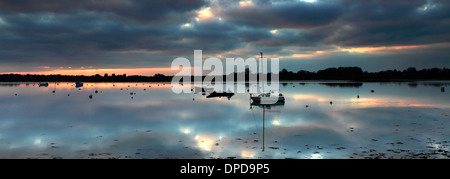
0;82;449;158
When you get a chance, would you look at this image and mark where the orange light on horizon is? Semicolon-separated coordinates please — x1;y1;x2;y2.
340;45;424;53
288;50;327;59
247;44;427;60
291;54;317;58
30;82;174;91
0;67;181;76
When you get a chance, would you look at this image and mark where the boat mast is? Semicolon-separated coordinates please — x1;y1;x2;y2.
261;52;264;94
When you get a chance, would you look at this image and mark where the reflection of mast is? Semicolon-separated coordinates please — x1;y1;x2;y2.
357;86;360;98
250;102;284;152
52;82;56;93
263;105;265;152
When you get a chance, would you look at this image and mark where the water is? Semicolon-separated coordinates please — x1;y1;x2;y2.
0;82;449;159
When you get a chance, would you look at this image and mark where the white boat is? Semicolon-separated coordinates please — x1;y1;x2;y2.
250;52;285;104
251;92;285;104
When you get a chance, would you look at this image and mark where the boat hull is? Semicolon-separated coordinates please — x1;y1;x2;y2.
251;96;285;104
207;92;235;98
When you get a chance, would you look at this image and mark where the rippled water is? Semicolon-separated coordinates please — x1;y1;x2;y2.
0;81;449;159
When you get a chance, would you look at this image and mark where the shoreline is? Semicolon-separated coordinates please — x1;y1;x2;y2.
1;79;450;83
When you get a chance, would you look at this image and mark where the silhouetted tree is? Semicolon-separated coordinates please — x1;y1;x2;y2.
1;67;450;82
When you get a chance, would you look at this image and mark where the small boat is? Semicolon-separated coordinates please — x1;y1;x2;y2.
38;82;49;87
75;82;84;88
250;52;286;105
250;92;285;104
207;90;235;100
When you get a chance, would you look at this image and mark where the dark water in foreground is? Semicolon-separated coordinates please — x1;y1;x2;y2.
0;82;449;159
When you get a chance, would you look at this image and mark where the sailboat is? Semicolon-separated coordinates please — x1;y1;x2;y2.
250;52;285;104
250;92;285;104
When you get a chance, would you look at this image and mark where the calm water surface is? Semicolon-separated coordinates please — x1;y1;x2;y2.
0;82;449;159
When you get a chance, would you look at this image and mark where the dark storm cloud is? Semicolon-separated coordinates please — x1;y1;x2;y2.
253;29;330;48
0;0;449;71
223;0;343;29
0;0;206;24
326;0;450;46
219;0;450;47
0;12;169;64
178;21;273;54
0;0;209;68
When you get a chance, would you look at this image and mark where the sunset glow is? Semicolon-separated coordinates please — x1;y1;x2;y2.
340;45;424;54
197;7;214;20
292;94;328;102
292;94;440;109
196;136;214;151
0;67;179;76
348;97;436;108
241;150;255;158
285;50;327;59
1;0;449;161
291;53;317;58
0;0;448;74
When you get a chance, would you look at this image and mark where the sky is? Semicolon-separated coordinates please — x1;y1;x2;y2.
0;0;449;76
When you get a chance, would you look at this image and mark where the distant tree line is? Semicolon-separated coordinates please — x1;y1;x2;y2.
277;67;450;81
0;67;449;82
0;73;171;82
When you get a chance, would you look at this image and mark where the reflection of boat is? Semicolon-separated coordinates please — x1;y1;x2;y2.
193;86;214;94
250;92;285;104
250;102;285;152
250;52;285;105
38;82;49;87
52;82;57;93
75;82;84;88
206;91;235;100
251;100;285;106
